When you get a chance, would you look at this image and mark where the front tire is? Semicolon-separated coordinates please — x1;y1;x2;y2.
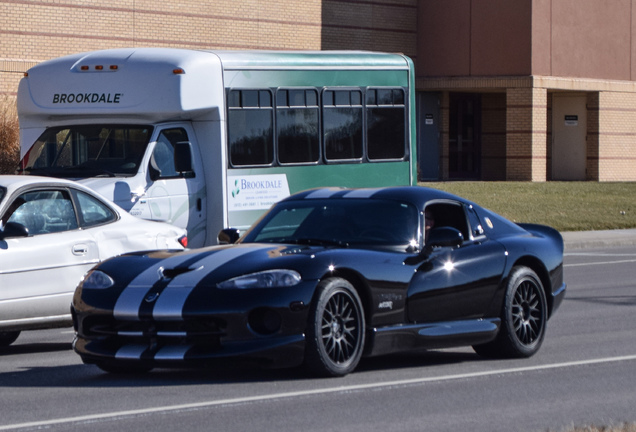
474;266;547;358
304;278;365;377
0;331;20;347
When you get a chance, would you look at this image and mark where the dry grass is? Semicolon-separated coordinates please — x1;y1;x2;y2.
0;95;20;174
420;181;636;232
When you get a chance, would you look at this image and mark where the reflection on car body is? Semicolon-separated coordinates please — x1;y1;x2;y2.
72;186;566;377
0;175;187;347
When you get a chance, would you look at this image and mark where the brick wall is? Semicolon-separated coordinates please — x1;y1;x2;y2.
595;91;636;181
0;0;418;96
506;87;548;181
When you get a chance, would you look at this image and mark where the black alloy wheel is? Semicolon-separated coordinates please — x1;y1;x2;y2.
305;277;365;377
473;266;547;358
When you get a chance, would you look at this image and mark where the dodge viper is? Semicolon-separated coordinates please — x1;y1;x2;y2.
72;186;566;376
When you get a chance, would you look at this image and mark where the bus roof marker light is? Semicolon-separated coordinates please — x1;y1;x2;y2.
95;65;104;71
80;66;89;71
173;68;185;75
110;65;118;70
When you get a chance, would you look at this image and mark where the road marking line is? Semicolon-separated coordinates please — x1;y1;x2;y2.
2;354;636;431
564;258;636;267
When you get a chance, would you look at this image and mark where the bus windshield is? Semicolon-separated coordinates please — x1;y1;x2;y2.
19;125;153;178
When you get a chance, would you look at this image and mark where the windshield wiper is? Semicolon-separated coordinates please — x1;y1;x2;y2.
287;237;349;247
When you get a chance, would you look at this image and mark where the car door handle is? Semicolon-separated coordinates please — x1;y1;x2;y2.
72;244;89;255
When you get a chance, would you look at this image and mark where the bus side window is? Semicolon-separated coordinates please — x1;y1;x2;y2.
227;89;274;166
276;89;320;164
366;88;406;160
323;89;363;161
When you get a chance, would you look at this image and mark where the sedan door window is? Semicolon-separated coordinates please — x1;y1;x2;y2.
74;191;117;227
3;190;78;235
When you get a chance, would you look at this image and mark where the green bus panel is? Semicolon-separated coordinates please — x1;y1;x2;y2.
227;162;412;229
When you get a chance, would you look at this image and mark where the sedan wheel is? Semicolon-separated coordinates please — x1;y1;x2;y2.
474;266;547;358
305;278;365;377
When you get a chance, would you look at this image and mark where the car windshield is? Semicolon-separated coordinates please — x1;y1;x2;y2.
0;187;5;204
19;125;153;177
243;198;420;249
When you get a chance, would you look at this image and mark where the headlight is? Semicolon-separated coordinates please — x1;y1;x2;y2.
81;270;115;289
217;270;301;289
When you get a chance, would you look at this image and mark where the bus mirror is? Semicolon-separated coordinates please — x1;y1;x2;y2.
175;141;193;174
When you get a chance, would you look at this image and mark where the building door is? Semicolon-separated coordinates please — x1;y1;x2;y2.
552;93;587;180
449;93;481;179
417;92;440;180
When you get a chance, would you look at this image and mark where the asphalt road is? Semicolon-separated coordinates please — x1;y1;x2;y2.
1;245;636;432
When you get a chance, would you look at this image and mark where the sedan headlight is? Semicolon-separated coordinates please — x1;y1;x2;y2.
81;270;115;289
217;270;301;289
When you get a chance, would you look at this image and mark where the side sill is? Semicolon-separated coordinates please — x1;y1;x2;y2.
365;318;501;357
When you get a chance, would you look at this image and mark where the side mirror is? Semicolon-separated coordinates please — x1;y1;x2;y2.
218;228;241;245
0;222;29;240
174;141;193;174
426;227;463;251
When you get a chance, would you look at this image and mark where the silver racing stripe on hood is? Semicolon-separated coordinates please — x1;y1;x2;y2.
151;247;257;320
113;252;209;320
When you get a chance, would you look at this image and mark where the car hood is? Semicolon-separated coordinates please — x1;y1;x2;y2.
96;243;326;289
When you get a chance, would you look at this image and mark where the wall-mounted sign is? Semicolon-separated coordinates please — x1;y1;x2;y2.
425;113;434;125
565;115;578;126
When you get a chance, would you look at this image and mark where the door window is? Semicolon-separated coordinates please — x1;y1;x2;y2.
73;190;117;227
151;128;190;178
2;190;78;235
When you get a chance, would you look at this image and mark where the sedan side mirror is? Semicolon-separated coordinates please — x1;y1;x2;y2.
426;227;464;251
0;222;29;240
218;228;241;245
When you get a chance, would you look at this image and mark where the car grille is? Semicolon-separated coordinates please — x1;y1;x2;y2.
83;317;227;345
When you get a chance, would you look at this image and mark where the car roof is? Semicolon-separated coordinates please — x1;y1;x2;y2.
0;175;92;195
280;186;472;209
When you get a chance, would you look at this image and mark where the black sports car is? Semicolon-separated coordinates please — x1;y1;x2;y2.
72;186;566;376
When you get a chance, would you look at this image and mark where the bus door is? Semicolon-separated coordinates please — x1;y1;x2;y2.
145;125;207;247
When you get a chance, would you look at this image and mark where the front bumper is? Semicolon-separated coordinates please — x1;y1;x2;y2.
73;332;307;369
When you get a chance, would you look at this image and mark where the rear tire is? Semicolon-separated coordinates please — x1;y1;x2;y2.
473;266;547;358
0;331;20;347
304;278;365;377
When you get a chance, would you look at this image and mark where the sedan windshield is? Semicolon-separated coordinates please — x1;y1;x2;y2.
19;125;153;178
244;199;420;249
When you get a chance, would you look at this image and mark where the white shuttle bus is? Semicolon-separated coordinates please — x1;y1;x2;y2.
17;48;416;247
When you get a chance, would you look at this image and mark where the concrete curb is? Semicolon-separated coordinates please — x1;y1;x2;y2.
562;229;636;250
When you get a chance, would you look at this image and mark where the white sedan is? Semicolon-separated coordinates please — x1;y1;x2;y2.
0;175;188;346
